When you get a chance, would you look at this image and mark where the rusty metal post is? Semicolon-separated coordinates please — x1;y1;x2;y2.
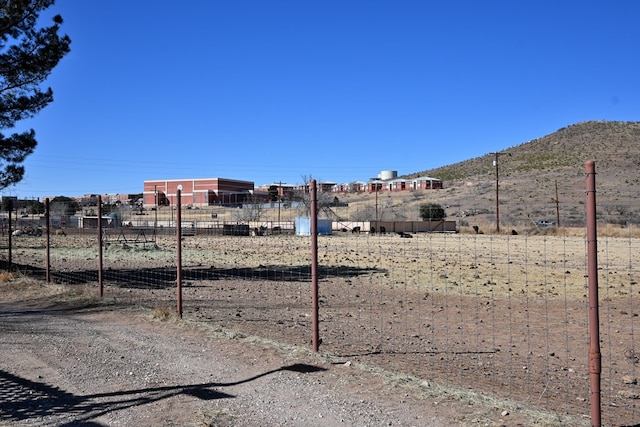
494;152;500;233
585;160;601;427
310;179;319;352
97;195;103;297
45;198;51;283
7;199;12;268
176;187;183;319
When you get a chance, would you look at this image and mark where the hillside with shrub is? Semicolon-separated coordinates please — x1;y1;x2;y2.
337;121;640;230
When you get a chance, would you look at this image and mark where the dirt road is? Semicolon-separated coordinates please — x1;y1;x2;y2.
0;280;585;427
0;298;449;427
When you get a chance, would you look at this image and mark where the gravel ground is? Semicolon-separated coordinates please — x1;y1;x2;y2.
0;280;577;427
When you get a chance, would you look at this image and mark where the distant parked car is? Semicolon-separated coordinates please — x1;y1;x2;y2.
536;220;555;227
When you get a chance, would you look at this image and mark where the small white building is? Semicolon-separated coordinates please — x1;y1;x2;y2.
295;217;332;236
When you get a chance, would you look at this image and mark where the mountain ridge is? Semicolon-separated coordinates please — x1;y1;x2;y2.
391;120;640;227
406;120;640;183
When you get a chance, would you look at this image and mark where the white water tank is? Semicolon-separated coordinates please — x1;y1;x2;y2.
378;170;398;180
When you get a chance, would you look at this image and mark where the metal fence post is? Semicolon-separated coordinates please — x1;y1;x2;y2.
97;195;103;297
45;198;51;283
7;199;12;268
176;187;183;319
585;160;601;426
311;179;319;352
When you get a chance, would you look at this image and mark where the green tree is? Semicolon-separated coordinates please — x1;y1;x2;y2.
419;203;446;221
1;197;14;211
80;195;99;207
25;199;44;214
268;185;279;202
50;195;78;216
0;1;71;189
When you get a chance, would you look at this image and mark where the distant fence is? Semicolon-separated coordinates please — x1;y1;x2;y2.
333;220;457;233
1;162;639;426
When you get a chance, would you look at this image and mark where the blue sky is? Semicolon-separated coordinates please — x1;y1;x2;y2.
4;1;639;199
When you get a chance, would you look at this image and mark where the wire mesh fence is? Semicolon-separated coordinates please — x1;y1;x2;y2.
1;175;639;425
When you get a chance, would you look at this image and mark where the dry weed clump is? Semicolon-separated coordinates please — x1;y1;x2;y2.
0;270;99;304
152;305;177;321
600;223;640;238
0;270;15;283
0;270;51;301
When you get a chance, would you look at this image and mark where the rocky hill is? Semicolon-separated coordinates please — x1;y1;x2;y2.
410;121;640;182
408;120;640;227
336;121;640;230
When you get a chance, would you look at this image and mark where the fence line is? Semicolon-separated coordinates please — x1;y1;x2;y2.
2;162;640;425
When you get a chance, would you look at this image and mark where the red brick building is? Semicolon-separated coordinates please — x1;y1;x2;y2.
143;178;256;208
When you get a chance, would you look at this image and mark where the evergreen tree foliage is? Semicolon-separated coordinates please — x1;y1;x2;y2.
0;0;71;189
268;185;279;201
419;203;446;221
50;195;78;216
25;199;44;214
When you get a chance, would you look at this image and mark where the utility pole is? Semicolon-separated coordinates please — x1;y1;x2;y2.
375;183;379;222
490;151;511;233
154;185;158;233
278;181;282;224
554;179;561;227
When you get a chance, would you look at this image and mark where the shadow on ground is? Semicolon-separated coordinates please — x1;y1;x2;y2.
0;259;385;289
0;364;326;425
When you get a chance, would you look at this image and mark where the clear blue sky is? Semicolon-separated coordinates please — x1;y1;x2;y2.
5;1;640;199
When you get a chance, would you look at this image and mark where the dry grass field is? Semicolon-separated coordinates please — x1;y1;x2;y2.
4;227;640;425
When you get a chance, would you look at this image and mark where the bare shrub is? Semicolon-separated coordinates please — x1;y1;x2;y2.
0;270;14;283
152;305;176;321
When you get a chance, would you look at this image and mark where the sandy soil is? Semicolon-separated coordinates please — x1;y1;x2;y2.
4;230;634;425
0;283;564;427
